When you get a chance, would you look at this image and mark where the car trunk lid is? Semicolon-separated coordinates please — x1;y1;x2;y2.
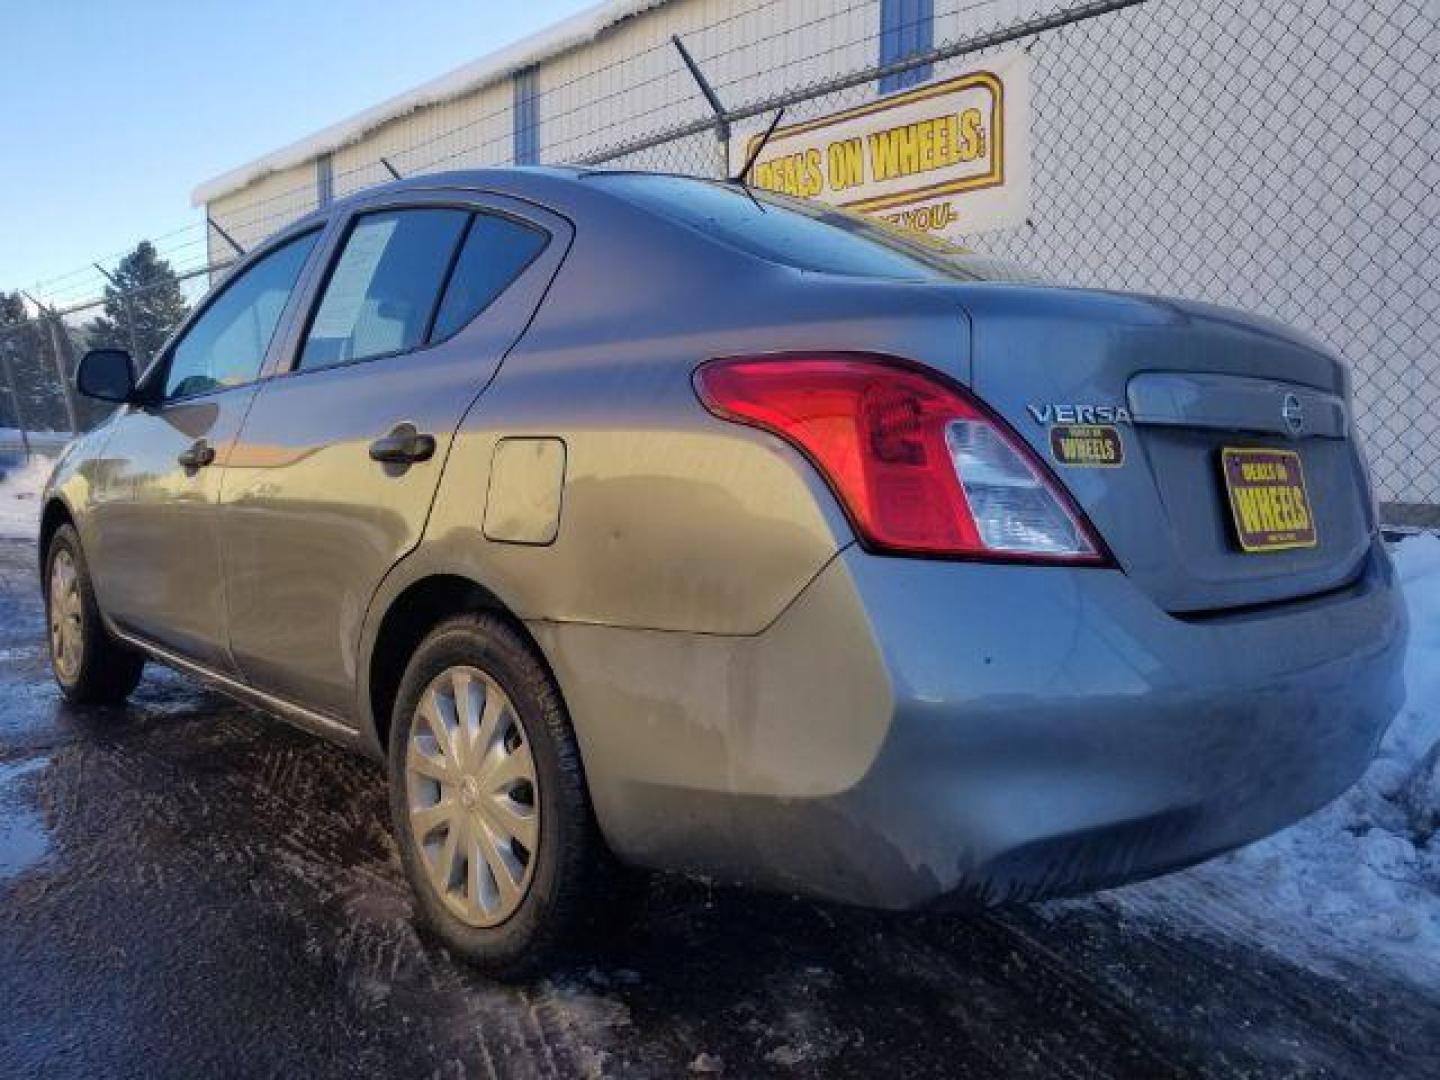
956;284;1373;613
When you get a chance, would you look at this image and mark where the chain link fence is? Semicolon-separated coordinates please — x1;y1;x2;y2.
1;265;222;450
3;0;1435;525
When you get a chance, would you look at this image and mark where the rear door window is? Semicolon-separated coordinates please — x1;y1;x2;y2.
430;214;549;341
299;208;469;370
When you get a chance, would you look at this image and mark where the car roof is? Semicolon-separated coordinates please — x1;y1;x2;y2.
268;166;717;243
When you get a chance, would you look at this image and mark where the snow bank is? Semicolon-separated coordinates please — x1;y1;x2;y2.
0;455;50;540
1101;533;1440;989
1391;536;1440;847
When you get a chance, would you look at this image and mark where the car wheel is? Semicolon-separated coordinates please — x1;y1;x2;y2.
45;524;145;705
388;612;625;978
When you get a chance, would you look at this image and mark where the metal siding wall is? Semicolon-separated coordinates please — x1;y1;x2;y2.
206;0;893;208
535;0;718;166
329;80;514;196
206;162;318;262
535;0;882;165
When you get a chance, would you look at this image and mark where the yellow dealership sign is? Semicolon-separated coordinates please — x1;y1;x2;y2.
730;51;1031;238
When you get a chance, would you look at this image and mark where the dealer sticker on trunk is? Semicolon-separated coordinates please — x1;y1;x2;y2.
1049;424;1124;468
1221;447;1318;553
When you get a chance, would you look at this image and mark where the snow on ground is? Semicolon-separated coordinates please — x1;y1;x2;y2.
0;455;50;540
1090;532;1440;991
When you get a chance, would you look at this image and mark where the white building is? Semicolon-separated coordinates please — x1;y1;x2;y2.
193;0;1437;517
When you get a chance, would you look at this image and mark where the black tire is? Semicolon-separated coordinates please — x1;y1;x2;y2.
44;523;145;705
387;612;630;979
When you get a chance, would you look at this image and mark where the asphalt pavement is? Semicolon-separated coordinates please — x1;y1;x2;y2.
0;537;1435;1079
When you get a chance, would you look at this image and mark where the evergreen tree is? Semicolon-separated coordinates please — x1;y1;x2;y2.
86;241;190;365
0;291;65;432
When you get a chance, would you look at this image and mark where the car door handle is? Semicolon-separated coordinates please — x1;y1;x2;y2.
177;439;216;469
368;423;436;465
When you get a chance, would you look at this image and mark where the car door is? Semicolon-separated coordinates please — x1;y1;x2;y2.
221;190;568;718
85;228;324;670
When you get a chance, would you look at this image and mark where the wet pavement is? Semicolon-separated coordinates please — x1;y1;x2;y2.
0;536;1435;1079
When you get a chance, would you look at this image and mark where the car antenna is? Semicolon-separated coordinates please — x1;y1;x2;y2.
728;107;785;211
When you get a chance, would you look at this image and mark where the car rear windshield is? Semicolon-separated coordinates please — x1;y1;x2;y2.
587;172;1038;284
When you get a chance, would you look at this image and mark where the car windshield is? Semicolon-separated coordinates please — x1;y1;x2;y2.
587;172;1040;284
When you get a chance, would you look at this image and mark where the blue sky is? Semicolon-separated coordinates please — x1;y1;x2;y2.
0;0;595;301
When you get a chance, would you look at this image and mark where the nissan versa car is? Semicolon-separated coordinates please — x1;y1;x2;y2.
42;168;1406;975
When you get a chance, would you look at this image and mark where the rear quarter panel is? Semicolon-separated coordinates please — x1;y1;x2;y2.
404;188;977;635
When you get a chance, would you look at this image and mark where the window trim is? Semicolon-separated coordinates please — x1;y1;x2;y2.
421;213;476;345
280;201;551;380
140;225;325;407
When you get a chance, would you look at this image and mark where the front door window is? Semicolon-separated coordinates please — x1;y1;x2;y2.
162;231;320;399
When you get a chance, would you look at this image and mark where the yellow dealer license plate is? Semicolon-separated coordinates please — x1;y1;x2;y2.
1220;447;1318;553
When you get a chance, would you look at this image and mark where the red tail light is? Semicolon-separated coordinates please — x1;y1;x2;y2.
694;353;1109;564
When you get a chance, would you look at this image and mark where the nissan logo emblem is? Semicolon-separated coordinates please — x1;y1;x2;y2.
1281;392;1305;437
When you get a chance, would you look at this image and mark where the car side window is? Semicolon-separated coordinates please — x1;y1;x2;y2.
429;213;549;342
299;208;469;370
163;231;319;400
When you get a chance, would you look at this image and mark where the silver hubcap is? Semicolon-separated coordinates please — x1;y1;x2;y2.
405;665;540;927
48;549;83;683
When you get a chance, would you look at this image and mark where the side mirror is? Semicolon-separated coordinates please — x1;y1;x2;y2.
76;348;136;403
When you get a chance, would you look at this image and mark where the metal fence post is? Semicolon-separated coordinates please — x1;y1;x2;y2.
672;34;731;168
20;292;79;434
49;315;79;434
0;340;33;457
39;311;79;435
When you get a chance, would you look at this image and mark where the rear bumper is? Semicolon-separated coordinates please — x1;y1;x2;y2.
540;539;1406;909
819;539;1406;907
